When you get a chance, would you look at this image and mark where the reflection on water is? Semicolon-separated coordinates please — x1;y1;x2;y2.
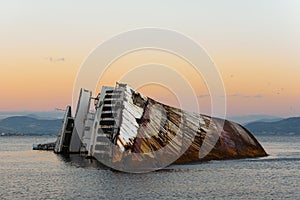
57;154;110;170
0;135;299;199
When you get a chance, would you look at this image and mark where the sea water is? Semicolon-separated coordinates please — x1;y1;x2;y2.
0;135;299;199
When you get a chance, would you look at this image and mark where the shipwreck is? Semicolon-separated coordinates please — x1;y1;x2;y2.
37;83;267;171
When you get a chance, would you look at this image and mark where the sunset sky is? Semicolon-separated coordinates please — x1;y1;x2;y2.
0;0;299;117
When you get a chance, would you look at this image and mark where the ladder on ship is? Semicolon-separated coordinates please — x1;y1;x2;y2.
93;88;124;161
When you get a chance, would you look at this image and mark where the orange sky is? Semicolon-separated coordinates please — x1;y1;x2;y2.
0;1;299;117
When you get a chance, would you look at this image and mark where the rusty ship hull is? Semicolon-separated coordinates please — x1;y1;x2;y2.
121;98;267;165
51;83;267;170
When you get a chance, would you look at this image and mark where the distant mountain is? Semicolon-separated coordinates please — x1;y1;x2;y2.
0;116;62;135
250;118;284;124
227;115;283;125
0;111;64;120
245;117;300;135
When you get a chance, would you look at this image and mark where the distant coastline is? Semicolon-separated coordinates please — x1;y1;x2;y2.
0;133;57;137
1;114;299;137
0;116;61;136
245;117;300;135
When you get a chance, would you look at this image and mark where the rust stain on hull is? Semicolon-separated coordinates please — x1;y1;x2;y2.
51;83;267;169
115;94;267;165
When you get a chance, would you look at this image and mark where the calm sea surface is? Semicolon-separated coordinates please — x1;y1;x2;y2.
0;135;299;200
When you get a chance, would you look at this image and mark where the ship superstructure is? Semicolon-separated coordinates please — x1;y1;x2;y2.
53;83;267;169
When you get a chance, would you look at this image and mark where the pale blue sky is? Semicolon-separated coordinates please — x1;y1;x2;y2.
0;0;299;117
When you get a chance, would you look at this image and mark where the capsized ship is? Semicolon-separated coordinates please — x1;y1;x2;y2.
49;83;266;169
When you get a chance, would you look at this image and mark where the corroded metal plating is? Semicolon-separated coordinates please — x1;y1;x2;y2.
93;83;267;165
51;83;267;168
